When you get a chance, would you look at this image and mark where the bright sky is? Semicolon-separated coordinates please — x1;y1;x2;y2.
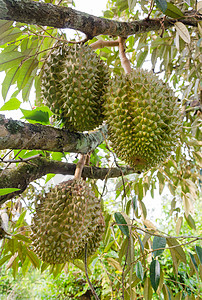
74;0;108;15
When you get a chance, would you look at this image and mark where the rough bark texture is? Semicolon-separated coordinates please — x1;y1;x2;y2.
0;0;200;38
0;115;107;153
0;157;135;203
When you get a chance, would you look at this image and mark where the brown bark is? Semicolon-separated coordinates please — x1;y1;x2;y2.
0;157;135;204
0;0;200;38
0;115;107;153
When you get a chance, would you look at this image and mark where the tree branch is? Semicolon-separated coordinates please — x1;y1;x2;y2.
0;0;200;38
0;157;135;203
0;115;107;153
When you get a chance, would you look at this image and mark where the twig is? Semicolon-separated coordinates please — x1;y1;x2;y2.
122;237;130;300
147;0;154;19
84;244;100;300
30;26;88;44
112;223;202;241
104;140;128;205
1;133;37;175
90;39;119;50
2;150;13;161
164;277;201;297
118;37;132;74
0;154;43;163
74;154;86;180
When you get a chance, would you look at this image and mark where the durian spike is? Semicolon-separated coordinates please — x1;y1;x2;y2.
118;36;132;74
74;154;86;180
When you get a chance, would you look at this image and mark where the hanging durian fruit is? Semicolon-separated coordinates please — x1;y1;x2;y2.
31;179;105;264
104;69;181;172
41;43;109;132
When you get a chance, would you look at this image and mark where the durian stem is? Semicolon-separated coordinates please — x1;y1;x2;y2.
74;154;86;180
90;39;119;50
84;244;100;300
118;37;132;75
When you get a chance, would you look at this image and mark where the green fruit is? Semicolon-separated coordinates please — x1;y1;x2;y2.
105;69;181;172
41;43;109;132
31;179;105;264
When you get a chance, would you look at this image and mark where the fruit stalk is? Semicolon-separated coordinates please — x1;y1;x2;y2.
118;36;132;74
74;154;86;180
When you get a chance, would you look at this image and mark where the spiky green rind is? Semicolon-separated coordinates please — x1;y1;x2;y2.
41;44;109;132
104;69;181;172
31;179;105;264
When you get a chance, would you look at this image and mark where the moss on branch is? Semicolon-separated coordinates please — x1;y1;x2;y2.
0;116;107;153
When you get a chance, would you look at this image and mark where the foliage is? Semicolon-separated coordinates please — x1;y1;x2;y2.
0;0;201;299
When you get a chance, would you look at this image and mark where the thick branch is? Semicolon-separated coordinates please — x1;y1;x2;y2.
0;115;107;153
0;0;200;38
0;157;135;203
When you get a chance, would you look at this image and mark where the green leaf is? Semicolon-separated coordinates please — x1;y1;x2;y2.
154;0;167;13
144;277;153;299
162;284;172;300
175;22;191;44
138;178;144;201
21;107;51;124
51;152;63;161
26;249;40;268
41;262;49;273
136;49;148;68
0;254;12;267
20;150;44;159
189;252;198;271
0;51;25;72
13;234;30;243
103;10;114;18
34;75;42;101
0;27;22;46
0;188;20;196
184;213;196;230
45;173;56;183
195;246;202;264
166;237;186;263
132;196;138;213
164;3;184;18
136;261;144;280
22;76;35;101
73;259;92;275
0;97;21;111
107;257;122;272
21;257;31;276
193;151;202;168
15;210;27;228
0;20;13;35
153;236;166;258
176;216;183;235
114;212;130;237
17;59;38;91
2;66;19;100
157;171;165;195
138;236;144;252
139;200;147;219
52;263;65;278
128;0;136;11
150;259;161;292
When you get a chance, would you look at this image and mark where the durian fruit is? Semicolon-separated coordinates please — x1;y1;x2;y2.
104;69;181;172
31;179;105;264
41;43;109;132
